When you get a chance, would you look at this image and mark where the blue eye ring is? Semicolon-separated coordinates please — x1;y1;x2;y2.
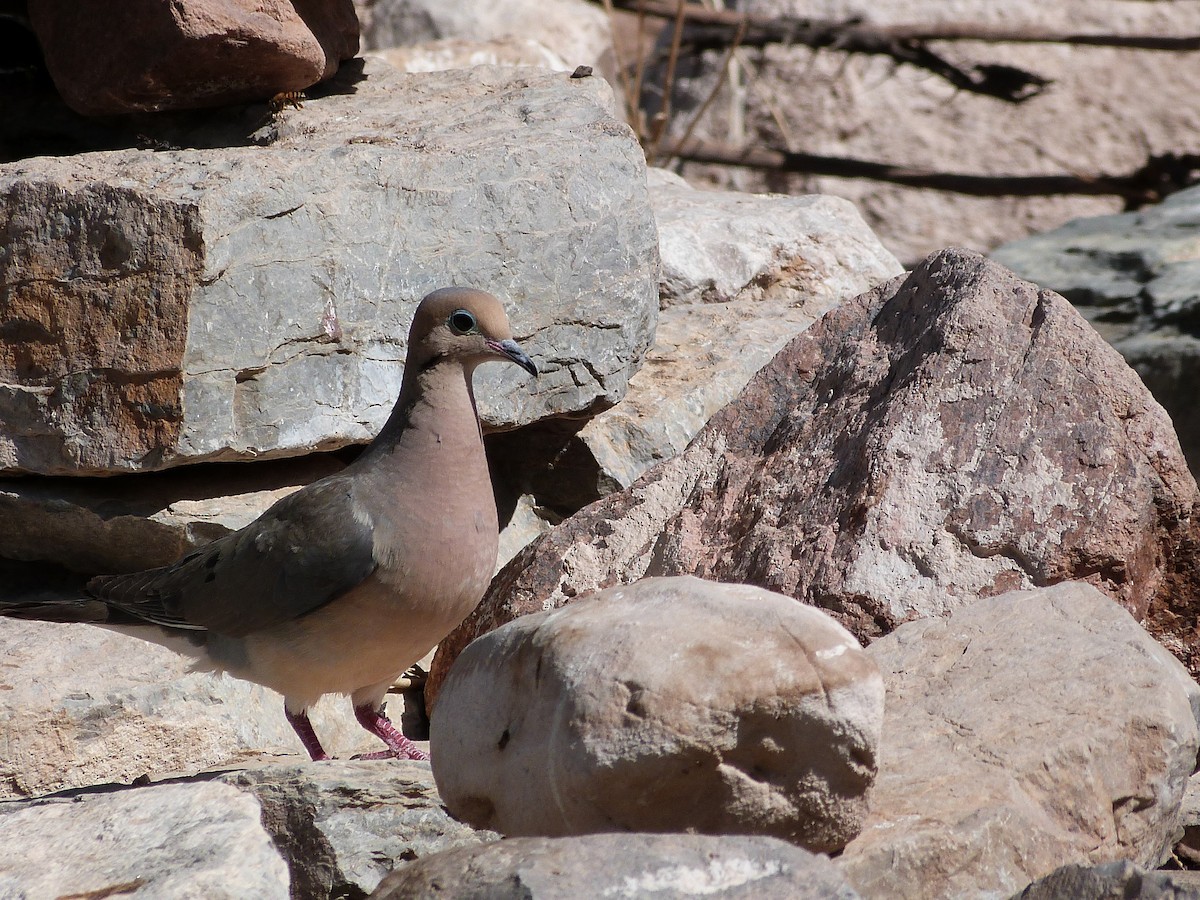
449;309;477;335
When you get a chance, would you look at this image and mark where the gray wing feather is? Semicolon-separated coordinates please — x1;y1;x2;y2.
88;476;378;637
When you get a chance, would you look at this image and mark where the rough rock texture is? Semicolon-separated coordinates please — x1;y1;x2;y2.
0;58;658;475
431;249;1200;698
649;168;902;308
838;582;1200;900
371;36;567;73
431;576;883;853
992;184;1200;475
1014;861;1200;900
215;760;495;899
0;619;384;800
655;1;1200;262
571;168;902;488
354;0;613;76
28;0;360;115
0;781;290;898
370;832;861;899
0;455;344;574
1177;772;1200;866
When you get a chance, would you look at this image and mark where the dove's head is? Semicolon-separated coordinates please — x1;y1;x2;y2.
407;287;538;377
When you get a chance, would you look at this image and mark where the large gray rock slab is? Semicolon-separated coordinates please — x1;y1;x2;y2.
992;184;1200;474
370;832;861;899
0;58;658;475
991;186;1200;315
215;759;496;899
0;780;289;899
0;619;382;800
431;576;883;853
838;582;1200;900
432;249;1200;691
649;168;902;308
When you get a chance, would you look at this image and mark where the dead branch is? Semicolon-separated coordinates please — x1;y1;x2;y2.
604;0;1200;102
669;139;1200;209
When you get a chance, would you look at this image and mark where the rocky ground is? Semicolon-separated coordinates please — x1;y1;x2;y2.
4;1;1200;899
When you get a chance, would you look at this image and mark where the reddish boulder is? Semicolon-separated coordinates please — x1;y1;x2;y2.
431;248;1200;702
28;0;359;115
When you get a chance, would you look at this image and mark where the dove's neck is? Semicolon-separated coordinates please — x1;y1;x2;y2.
348;356;500;616
355;358;484;470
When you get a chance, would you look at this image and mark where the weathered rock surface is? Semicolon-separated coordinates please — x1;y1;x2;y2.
0;58;658;475
0;455;344;574
28;0;359;115
354;0;613;76
654;0;1200;262
838;582;1200;900
1014;860;1200;900
431;576;883;853
432;249;1200;695
371;36;567;74
480;169;902;528
0;780;290;898
215;759;495;899
0;619;384;799
570;169;903;489
370;832;861;899
992;184;1200;475
649;168;903;308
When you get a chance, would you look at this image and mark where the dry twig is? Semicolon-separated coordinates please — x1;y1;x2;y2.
669;139;1200;208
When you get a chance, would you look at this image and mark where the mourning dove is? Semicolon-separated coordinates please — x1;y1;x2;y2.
0;288;537;761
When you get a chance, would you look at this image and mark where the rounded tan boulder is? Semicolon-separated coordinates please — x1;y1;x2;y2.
430;575;884;852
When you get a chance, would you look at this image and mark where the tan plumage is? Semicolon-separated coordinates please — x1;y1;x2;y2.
2;288;538;761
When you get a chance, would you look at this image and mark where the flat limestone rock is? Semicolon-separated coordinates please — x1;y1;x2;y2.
0;780;289;898
648;168;903;308
431;576;883;853
838;582;1200;900
0;619;382;800
215;759;496;898
430;249;1200;697
0;58;658;475
370;833;862;899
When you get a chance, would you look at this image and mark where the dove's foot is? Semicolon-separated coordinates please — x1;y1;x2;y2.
353;702;430;761
351;746;430;761
285;706;331;761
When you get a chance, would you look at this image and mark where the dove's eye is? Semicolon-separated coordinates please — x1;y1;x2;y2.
449;310;477;335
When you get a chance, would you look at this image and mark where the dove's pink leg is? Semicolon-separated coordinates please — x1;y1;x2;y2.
285;707;330;761
352;703;430;761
